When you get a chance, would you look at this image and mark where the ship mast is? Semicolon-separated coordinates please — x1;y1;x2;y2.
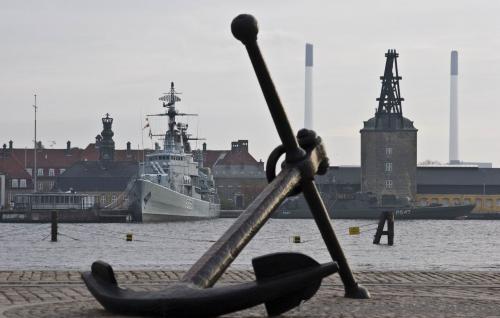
147;82;198;153
163;82;182;152
165;82;180;134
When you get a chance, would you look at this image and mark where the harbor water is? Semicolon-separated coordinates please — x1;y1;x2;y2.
0;219;498;271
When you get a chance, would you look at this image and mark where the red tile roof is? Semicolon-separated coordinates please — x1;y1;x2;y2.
81;144;99;161
82;143;147;162
10;148;84;169
218;150;260;166
203;149;262;168
7;144;144;172
0;153;32;180
203;150;228;169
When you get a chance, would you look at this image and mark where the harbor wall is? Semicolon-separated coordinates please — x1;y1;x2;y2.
0;209;130;223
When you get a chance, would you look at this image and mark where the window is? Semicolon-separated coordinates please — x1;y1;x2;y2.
475;198;482;208
112;195;117;203
485;199;493;208
11;179;18;188
419;199;428;206
453;198;460;206
19;179;27;188
496;199;500;207
385;147;392;156
48;169;55;176
464;198;472;205
37;168;44;176
59;169;66;174
26;168;32;176
37;183;43;191
441;199;449;207
385;180;393;189
385;162;392;172
101;195;106;204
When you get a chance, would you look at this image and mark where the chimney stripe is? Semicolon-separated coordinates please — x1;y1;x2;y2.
305;43;313;67
451;50;458;75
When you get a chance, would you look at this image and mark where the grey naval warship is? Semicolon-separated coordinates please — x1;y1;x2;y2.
274;189;474;220
136;82;220;222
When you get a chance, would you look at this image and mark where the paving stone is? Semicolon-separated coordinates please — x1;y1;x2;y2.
0;270;499;317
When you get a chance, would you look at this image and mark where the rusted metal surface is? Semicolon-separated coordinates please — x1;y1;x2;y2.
182;166;302;287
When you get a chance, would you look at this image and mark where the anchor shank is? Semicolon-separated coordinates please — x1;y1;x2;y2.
182;166;302;288
301;180;360;296
243;40;305;162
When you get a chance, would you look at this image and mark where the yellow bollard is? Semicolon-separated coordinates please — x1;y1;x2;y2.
349;227;360;235
126;233;133;241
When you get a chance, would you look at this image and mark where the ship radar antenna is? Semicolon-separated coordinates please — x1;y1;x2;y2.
159;81;182;108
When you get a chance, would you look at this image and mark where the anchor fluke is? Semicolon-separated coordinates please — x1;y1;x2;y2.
91;260;117;286
253;252;330;316
83;254;337;317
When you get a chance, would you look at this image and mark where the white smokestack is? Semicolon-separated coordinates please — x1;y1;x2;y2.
304;43;313;129
449;50;459;163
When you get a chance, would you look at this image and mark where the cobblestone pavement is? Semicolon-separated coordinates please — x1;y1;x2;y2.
0;270;498;317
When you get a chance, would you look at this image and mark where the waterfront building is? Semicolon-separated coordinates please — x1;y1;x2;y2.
54;114;138;209
317;166;500;214
0;143;34;208
6;141;143;195
360;50;417;201
201;140;266;210
1;118;145;209
9;140;82;192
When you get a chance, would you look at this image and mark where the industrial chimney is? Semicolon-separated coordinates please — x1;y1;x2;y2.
449;50;459;164
304;43;313;129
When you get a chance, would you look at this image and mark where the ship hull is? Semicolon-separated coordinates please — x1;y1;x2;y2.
274;202;475;220
137;179;219;222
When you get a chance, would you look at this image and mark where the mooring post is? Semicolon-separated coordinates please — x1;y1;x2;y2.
387;211;394;246
51;210;58;242
373;211;394;245
373;211;386;244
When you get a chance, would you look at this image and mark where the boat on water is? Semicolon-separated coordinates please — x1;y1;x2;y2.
274;191;475;220
135;82;220;222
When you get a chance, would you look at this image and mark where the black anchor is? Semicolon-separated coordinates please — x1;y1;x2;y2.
82;14;370;317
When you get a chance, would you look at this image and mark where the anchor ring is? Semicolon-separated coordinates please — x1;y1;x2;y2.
266;145;303;197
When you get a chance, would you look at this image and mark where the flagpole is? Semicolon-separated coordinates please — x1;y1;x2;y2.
33;94;37;193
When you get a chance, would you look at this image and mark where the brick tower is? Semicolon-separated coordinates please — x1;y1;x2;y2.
98;113;115;162
360;50;417;201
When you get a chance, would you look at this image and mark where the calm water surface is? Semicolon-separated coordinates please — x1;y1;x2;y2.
0;219;498;271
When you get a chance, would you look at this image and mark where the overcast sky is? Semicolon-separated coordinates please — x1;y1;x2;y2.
1;0;500;166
